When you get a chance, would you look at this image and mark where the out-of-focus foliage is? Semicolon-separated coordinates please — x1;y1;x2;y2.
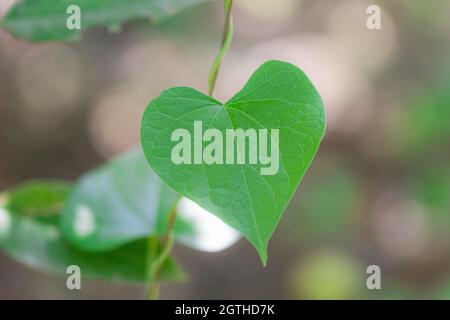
60;150;192;252
1;0;211;41
0;181;185;283
0;148;241;284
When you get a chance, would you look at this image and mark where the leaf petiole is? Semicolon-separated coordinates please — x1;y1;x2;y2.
208;0;234;97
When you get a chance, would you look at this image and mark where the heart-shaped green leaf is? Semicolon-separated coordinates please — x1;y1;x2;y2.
0;181;184;283
1;0;211;42
60;149;239;253
141;60;326;264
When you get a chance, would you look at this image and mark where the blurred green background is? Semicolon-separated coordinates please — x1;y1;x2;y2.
0;0;450;299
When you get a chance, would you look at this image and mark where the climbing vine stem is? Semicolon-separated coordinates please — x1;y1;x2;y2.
145;206;177;300
146;0;234;299
208;0;234;97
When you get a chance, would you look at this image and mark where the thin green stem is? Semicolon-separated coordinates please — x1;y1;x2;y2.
208;0;234;97
144;0;235;299
145;207;177;300
145;236;160;300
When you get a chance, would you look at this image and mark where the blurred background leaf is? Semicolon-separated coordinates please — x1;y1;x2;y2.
60;149;191;252
1;0;211;41
0;181;185;283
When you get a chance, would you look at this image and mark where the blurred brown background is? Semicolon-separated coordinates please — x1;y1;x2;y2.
1;0;450;299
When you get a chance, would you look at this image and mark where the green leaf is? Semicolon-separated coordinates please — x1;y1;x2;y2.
1;0;211;41
5;180;70;223
60;149;239;252
141;60;326;264
0;181;184;283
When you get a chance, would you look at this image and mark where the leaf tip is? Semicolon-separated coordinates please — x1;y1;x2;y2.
257;246;269;266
